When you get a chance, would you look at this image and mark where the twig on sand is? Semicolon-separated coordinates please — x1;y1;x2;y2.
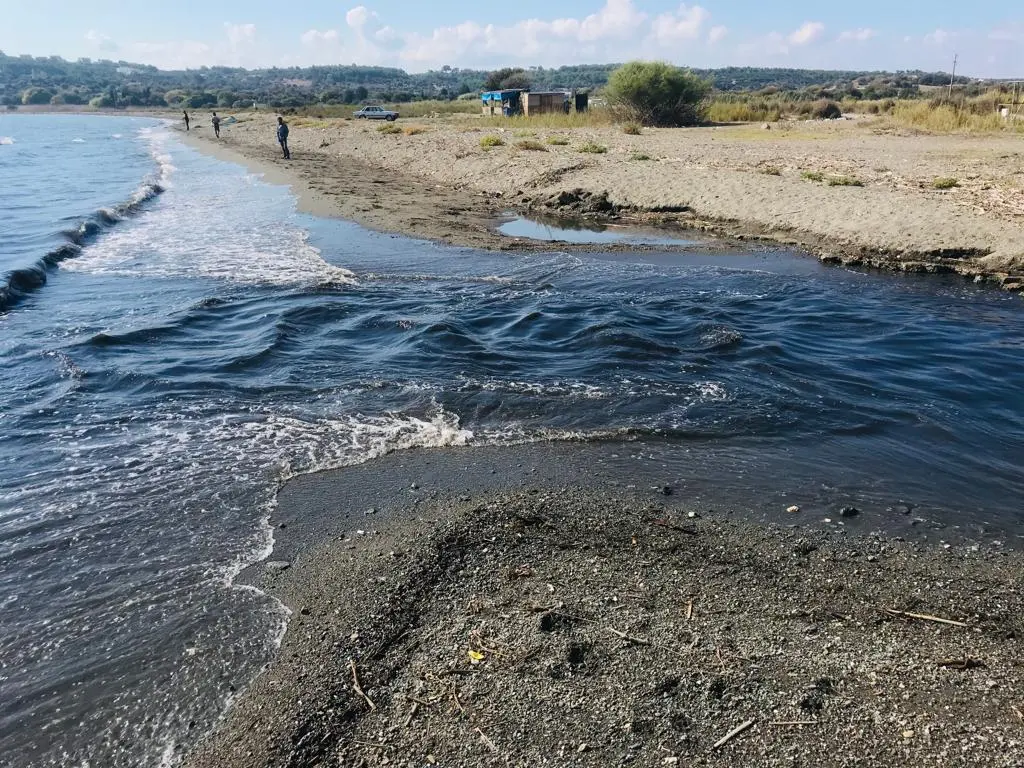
769;720;818;726
936;657;986;670
652;518;698;535
403;702;420;728
608;626;688;660
686;600;694;621
713;719;756;749
883;608;968;628
475;727;498;753
349;659;376;711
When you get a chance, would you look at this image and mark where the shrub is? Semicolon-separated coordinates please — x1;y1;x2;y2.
403;125;428;135
480;134;505;148
605;61;711;126
933;177;960;190
578;142;608;154
513;129;536;138
514;139;547;151
378;123;402;134
631;152;652;161
811;100;843;120
827;175;863;187
801;171;825;182
546;135;570;145
622;121;642;135
760;166;782;176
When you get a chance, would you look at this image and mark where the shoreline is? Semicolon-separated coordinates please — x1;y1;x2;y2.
185;445;1024;767
176;113;1023;291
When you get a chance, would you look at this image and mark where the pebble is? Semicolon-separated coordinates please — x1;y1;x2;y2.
840;506;861;518
787;505;801;513
264;560;291;571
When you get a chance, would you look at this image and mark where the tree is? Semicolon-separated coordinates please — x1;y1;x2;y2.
21;87;54;105
354;85;368;101
484;67;530;91
605;61;711;126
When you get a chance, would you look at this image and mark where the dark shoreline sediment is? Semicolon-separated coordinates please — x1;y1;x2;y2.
186;445;1024;768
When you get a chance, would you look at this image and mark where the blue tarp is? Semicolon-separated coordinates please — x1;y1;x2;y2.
481;90;519;102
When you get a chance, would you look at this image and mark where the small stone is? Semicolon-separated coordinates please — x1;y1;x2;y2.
578;743;588;753
264;560;291;572
787;505;801;514
410;483;419;490
840;506;861;518
686;510;699;519
299;607;311;616
277;522;287;529
902;729;915;739
661;485;673;496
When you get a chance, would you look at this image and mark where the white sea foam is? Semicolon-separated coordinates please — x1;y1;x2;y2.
0;136;14;145
72;138;85;143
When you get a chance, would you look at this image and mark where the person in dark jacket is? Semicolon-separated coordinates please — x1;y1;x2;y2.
276;116;290;159
183;110;190;131
211;112;221;138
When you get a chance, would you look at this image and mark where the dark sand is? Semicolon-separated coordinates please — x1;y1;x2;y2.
185;446;1024;768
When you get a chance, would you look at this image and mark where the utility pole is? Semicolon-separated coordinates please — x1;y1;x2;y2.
947;53;958;101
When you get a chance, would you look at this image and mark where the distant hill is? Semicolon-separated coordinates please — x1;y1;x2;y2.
0;51;974;109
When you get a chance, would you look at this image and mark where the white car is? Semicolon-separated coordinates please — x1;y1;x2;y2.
354;106;399;121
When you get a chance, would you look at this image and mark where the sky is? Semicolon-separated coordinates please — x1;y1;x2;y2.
1;0;1021;77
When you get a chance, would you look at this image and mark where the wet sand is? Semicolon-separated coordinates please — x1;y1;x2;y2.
184;446;1024;768
179;115;1024;289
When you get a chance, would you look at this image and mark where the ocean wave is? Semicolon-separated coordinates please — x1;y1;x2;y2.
0;136;14;145
0;128;172;313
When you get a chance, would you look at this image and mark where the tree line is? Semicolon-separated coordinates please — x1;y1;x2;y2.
0;50;977;111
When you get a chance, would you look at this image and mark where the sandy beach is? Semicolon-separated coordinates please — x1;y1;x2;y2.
180;114;1024;288
183;446;1024;768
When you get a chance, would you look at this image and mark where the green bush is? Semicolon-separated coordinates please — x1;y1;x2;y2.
933;177;960;190
631;152;652;161
760;166;782;176
827;175;863;187
480;134;505;148
605;61;711;126
515;139;547;151
378;123;402;134
21;87;54;105
546;135;570;145
801;170;825;182
578;142;608;154
811;100;843;120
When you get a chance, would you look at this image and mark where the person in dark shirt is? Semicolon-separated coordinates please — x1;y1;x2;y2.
276;117;290;159
211;112;221;138
183;110;190;131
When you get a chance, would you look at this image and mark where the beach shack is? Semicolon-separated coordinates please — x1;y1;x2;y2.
481;90;523;117
522;91;571;116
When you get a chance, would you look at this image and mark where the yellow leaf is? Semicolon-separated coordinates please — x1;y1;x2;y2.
467;650;485;663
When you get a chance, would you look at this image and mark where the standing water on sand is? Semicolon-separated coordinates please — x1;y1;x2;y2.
2;115;1024;766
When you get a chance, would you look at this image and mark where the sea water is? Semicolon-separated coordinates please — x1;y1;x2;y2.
1;114;1023;766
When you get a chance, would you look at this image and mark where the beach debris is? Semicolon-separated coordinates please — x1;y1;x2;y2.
475;727;498;753
839;506;861;518
787;505;801;514
685;600;694;621
467;649;485;664
883;608;968;628
936;657;985;670
264;560;291;571
651;518;698;536
713;719;756;749
349;659;377;711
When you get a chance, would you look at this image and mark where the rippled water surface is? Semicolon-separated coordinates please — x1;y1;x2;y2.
1;115;1023;766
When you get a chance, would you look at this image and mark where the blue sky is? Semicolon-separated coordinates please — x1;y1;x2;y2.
1;0;1021;76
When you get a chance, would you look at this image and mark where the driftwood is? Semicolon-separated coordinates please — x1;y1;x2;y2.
883;608;968;627
713;719;755;748
349;659;376;711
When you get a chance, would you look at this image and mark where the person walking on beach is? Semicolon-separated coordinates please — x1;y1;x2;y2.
211;112;221;139
276;116;290;159
183;110;190;131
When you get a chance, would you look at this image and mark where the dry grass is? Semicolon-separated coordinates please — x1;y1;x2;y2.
514;139;548;151
403;125;428;136
546;135;570;146
801;170;825;182
479;109;616;130
933;177;960;190
480;134;505;148
759;166;783;176
706;99;782;123
377;123;402;135
882;101;1024;135
622;122;642;135
630;152;652;161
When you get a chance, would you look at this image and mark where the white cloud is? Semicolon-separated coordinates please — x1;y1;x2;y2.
84;29;118;53
788;21;824;46
708;25;728;45
924;28;951;45
224;23;256;48
838;28;876;43
346;6;378;31
301;29;340;45
651;4;710;45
